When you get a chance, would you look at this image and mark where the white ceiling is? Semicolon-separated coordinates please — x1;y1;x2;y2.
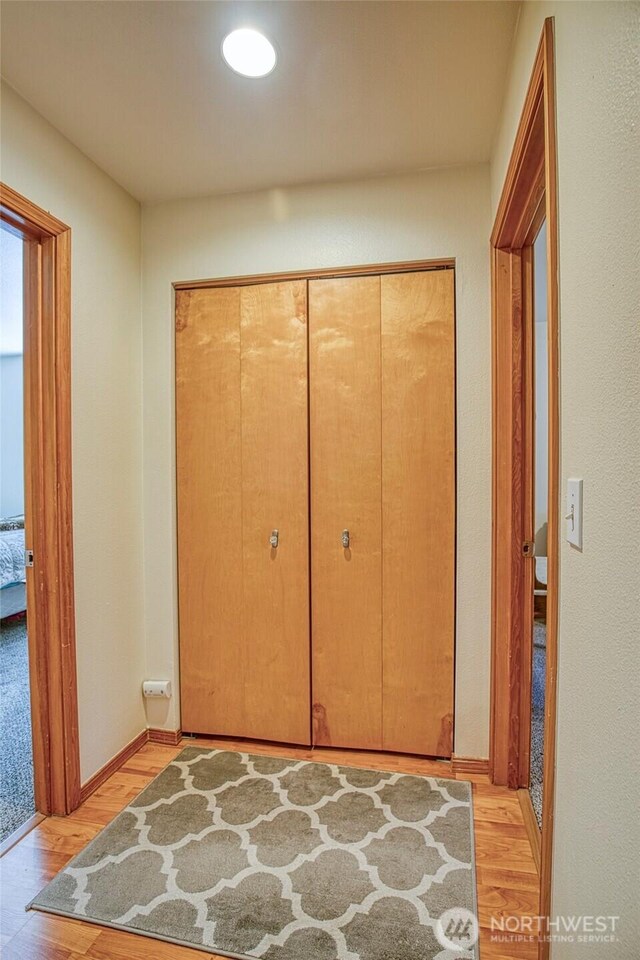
0;1;520;203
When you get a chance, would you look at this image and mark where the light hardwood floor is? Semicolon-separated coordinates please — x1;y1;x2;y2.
0;738;540;959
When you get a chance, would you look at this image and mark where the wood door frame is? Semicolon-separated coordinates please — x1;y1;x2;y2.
489;19;559;957
0;182;81;817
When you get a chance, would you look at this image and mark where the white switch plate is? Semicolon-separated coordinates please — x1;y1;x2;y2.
566;478;583;548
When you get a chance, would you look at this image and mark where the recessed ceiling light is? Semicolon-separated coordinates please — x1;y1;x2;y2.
222;28;277;78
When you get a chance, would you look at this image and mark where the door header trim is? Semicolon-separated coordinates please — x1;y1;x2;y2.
173;258;454;291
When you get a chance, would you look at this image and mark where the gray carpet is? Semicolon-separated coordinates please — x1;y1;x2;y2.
0;614;35;842
530;621;546;829
32;748;478;959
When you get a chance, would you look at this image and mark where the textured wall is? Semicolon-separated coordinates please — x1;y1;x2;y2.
1;82;146;782
0;228;24;518
0;356;24;518
141;164;493;758
491;3;640;953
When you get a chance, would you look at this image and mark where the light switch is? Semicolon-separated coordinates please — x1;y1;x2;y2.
565;478;583;548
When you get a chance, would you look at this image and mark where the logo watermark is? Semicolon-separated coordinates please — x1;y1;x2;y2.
435;907;479;954
433;910;620;953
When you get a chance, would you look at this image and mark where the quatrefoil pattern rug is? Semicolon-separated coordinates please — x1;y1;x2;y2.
31;748;477;959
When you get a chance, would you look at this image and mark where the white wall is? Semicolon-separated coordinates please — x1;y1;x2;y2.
492;2;640;954
0;356;24;518
141;164;493;757
1;82;146;782
1;226;24;518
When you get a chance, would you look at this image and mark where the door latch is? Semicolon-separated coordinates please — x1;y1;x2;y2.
341;529;350;549
269;529;279;549
24;549;34;568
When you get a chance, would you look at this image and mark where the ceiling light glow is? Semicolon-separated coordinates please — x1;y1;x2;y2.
222;28;277;78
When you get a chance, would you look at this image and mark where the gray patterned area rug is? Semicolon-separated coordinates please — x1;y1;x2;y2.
31;748;478;959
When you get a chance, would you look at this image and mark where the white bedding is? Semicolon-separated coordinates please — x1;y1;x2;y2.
0;581;26;618
535;556;547;587
0;527;26;589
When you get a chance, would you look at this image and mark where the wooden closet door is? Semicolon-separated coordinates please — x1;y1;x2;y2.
176;281;310;744
240;281;310;744
309;268;455;757
381;270;455;756
309;276;383;749
176;287;244;737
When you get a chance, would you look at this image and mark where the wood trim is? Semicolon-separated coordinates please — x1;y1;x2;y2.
79;730;149;804
518;788;541;873
490;26;545;780
526;194;547;248
54;228;80;810
491;43;545;250
147;728;183;746
451;756;490;777
490;19;559;960
539;20;560;957
173;258;455;291
1;183;80;817
0;812;45;858
490;243;528;788
0;183;69;238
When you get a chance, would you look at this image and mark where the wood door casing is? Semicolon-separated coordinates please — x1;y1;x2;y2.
1;185;80;816
381;270;455;756
176;282;310;744
309;276;383;749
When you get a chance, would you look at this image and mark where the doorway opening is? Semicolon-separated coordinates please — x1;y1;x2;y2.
0;224;34;841
529;220;548;829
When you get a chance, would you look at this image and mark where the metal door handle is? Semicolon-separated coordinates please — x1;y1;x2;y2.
341;529;350;549
270;529;279;548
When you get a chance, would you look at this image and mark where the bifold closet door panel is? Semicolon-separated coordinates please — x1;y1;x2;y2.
381;270;455;756
176;287;244;737
176;282;310;745
240;281;310;745
309;276;383;749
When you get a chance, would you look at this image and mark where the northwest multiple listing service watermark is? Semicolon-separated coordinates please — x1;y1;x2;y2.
490;914;620;946
434;907;620;956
